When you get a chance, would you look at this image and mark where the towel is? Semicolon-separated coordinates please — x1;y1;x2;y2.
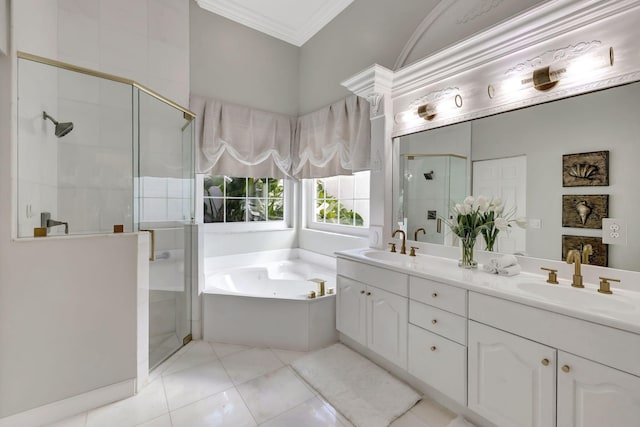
483;254;521;276
497;264;521;276
482;264;498;274
490;254;518;269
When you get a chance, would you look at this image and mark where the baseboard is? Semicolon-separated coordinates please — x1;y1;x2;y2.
0;379;135;427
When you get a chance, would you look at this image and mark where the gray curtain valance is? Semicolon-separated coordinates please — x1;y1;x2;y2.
190;95;296;179
293;95;370;179
191;94;370;179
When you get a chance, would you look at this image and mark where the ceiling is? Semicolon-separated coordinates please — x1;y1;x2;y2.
195;0;354;47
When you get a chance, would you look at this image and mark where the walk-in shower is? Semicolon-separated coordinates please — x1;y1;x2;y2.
17;52;196;371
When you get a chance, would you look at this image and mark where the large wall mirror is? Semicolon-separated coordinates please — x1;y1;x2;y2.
394;81;640;272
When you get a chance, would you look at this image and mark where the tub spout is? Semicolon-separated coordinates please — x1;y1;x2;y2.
309;278;326;296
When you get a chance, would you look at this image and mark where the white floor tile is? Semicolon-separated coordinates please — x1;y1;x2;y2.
316;397;354;427
221;348;283;385
44;412;87;427
86;379;168;427
162;340;217;376
409;399;456;427
210;341;251;358
162;359;234;411
260;396;348;427
391;410;433;427
271;348;308;365
135;414;172;427
170;388;256;427
237;367;315;424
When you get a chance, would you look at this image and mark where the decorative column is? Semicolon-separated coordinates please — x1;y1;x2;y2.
342;64;394;248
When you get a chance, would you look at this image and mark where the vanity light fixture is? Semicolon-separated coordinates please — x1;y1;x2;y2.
488;46;614;98
417;94;463;121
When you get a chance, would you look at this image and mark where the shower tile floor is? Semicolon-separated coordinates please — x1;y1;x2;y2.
46;341;456;427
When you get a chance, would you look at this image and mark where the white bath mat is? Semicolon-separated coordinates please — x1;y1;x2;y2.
291;343;421;427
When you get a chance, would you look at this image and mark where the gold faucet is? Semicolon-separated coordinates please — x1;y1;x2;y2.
393;229;407;255
414;227;426;241
566;249;584;288
309;278;326;296
582;244;593;264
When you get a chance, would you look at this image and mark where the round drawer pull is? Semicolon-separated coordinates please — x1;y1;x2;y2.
562;365;571;373
430;346;437;352
541;358;549;366
431;292;438;298
431;319;438;325
360;290;365;294
366;292;371;296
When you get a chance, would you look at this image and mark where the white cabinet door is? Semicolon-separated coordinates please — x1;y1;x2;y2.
468;321;556;427
336;276;366;346
367;286;408;369
557;351;640;427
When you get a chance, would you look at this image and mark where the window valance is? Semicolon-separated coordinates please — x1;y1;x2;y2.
293;95;370;179
190;95;296;178
190;94;370;179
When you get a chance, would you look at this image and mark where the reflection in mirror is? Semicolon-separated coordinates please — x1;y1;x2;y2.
395;81;640;272
394;123;471;244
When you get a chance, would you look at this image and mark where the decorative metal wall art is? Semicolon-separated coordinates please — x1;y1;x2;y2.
562;195;608;228
562;150;609;187
562;235;608;267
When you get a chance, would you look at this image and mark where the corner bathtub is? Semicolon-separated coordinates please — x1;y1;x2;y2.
203;257;338;351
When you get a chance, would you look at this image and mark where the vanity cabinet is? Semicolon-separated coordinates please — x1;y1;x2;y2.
469;291;640;427
408;276;468;405
468;320;556;427
557;352;640;427
336;259;409;369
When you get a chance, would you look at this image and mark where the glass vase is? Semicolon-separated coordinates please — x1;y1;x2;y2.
459;234;478;269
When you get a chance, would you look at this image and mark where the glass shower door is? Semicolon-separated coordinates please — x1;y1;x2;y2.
137;90;194;369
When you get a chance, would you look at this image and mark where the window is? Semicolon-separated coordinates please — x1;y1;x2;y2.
308;171;370;233
203;176;285;224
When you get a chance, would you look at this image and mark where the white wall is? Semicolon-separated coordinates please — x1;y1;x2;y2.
298;0;439;115
189;1;299;116
0;0;7;54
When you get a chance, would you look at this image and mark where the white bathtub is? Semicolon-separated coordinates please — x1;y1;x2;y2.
202;251;338;351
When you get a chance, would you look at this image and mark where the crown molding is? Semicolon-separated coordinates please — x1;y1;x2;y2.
341;64;394;98
196;0;353;47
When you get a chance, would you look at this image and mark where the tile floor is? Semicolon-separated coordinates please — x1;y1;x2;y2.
47;341;456;427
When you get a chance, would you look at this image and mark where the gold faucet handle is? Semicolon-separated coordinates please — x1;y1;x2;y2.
409;246;418;257
598;277;620;295
540;267;559;284
309;278;326;296
388;242;397;253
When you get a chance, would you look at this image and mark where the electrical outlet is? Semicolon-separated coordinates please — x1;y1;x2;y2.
602;218;627;245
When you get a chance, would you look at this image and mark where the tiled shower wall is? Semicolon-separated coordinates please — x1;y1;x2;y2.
15;0;191;236
16;0;190;106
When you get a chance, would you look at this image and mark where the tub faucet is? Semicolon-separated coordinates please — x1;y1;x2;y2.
309;278;326;297
566;249;583;288
393;229;406;254
41;212;69;235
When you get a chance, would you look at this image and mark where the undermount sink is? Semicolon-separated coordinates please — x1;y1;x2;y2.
361;250;415;265
515;281;638;315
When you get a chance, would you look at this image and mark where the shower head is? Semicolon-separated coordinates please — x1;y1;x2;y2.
43;111;74;138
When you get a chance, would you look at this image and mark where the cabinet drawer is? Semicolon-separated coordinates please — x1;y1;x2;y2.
410;276;467;316
408;325;466;405
337;258;408;297
409;300;466;344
